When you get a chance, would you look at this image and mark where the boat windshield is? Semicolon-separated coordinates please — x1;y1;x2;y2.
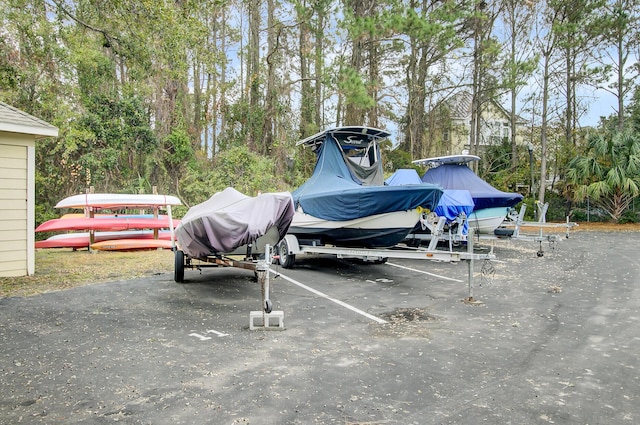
343;141;377;168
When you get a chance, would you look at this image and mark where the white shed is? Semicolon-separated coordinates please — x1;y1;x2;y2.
0;102;58;277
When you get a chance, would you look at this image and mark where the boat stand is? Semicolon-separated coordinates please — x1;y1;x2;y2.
250;247;284;330
493;203;578;256
404;211;469;249
174;243;285;330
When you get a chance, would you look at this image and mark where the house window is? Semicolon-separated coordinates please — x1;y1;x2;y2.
502;122;510;139
487;120;509;144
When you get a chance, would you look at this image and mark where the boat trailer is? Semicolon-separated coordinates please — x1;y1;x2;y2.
405;202;578;257
173;229;495;329
174;243;284;330
276;228;494;304
491;203;578;257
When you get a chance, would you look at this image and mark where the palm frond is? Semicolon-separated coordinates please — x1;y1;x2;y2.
588;180;611;199
622;178;640;196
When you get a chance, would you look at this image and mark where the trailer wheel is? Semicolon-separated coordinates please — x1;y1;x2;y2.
174;250;185;283
264;299;273;314
277;239;295;268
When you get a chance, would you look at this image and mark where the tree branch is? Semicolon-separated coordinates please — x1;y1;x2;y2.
48;0;121;46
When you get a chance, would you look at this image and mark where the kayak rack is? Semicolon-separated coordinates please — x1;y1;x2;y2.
174;243;284;330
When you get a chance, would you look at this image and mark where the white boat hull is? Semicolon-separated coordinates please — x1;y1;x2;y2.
288;209;421;248
467;207;510;234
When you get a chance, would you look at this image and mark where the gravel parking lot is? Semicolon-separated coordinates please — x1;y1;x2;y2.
1;231;638;424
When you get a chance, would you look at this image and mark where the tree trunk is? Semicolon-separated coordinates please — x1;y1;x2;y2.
344;0;368;126
299;1;313;136
193;60;202;153
246;0;261;150
262;0;276;154
314;3;325;131
509;9;518;171
367;37;379;128
565;46;574;146
539;50;550;207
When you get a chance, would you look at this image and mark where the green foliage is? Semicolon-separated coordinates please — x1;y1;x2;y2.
338;67;375;111
210;146;278;193
618;209;639;224
480;140;529;194
542;192;572;221
65;93;160;190
0;38;19;92
2;0;636;233
629;86;640;132
165;126;193;167
570;206;609;222
566;130;640;221
177;146;282;210
221;100;266;152
384;144;416;174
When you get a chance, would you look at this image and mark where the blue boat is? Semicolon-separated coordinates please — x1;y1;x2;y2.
290;127;443;248
414;155;523;234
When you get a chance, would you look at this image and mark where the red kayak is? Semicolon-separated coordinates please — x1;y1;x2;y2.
35;230;174;249
36;217;181;232
90;239;174;251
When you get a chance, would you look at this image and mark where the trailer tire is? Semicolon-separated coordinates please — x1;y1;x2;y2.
278;239;295;268
264;299;273;314
174;250;185;283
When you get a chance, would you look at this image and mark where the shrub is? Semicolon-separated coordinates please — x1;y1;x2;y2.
618;210;639;224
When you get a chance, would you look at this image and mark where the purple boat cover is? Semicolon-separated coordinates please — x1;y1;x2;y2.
176;188;295;258
421;164;523;210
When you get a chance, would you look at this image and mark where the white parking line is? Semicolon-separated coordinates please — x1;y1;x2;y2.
273;272;388;324
206;329;229;337
386;262;463;282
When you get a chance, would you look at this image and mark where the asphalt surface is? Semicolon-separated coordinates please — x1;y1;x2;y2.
1;231;638;424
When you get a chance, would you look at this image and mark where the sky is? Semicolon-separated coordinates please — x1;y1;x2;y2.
580;89;618;127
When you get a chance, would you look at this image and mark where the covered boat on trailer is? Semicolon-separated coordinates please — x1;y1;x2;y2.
415;155;523;234
173;188;295;315
289;126;443;248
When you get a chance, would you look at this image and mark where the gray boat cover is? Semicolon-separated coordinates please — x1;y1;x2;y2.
175;188;295;259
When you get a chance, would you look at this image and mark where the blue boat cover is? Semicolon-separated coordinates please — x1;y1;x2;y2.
384;169;422;185
386;169;475;234
434;190;475;234
293;137;443;222
421;164;523;210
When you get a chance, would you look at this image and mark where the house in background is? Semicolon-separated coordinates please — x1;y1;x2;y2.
425;91;528;158
0;102;58;277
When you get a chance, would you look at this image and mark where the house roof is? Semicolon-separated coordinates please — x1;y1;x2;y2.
0;101;59;138
445;91;527;124
447;91;473;119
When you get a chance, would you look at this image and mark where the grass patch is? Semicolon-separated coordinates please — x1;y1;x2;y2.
0;249;175;298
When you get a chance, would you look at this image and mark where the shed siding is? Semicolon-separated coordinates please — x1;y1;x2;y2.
0;141;28;277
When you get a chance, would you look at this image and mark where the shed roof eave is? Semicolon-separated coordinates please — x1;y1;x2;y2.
0;123;59;138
